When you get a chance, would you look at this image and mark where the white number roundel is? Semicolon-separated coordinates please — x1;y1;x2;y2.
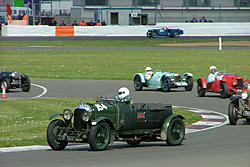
95;104;108;111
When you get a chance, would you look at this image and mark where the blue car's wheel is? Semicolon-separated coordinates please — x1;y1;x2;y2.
146;32;152;38
161;77;171;92
134;75;143;91
184;77;193;91
152;32;157;38
173;31;180;38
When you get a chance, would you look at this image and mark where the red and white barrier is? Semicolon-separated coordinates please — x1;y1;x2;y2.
2;25;55;36
2;23;250;37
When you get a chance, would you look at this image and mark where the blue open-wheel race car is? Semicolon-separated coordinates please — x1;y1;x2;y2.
147;27;184;38
134;70;193;92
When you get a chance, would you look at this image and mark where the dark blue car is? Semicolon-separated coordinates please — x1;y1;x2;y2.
0;71;30;92
147;27;184;38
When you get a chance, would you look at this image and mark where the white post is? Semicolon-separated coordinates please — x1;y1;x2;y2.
32;0;35;25
27;2;29;25
219;36;222;50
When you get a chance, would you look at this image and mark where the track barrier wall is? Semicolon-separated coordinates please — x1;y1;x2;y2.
2;23;250;37
55;26;74;36
2;25;55;36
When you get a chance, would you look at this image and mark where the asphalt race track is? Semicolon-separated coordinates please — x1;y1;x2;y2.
0;36;250;167
1;79;250;167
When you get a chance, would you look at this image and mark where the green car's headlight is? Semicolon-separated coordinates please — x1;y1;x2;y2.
82;111;91;122
75;103;93;122
63;109;73;121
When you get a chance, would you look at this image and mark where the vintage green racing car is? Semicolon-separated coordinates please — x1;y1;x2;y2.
47;95;185;151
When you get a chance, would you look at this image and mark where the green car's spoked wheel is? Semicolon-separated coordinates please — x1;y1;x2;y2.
47;119;68;151
167;118;185;146
53;127;62;144
89;122;110;151
96;126;109;147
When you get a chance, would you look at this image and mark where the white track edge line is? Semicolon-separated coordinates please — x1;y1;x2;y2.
30;83;47;99
173;105;229;134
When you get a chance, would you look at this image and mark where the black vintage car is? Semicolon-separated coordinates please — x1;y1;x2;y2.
228;82;250;125
0;71;31;92
47;97;185;151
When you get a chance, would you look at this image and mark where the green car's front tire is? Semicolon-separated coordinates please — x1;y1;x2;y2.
47;119;68;151
89;122;111;151
166;118;185;146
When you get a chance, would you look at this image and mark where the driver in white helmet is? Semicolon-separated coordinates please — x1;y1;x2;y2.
144;67;153;80
116;87;132;103
207;66;218;83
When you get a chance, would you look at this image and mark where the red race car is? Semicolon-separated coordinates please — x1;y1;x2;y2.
197;72;246;98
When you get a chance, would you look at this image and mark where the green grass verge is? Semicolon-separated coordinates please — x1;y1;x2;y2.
173;108;202;126
0;50;249;80
0;98;201;147
0;38;250;47
0;98;95;147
